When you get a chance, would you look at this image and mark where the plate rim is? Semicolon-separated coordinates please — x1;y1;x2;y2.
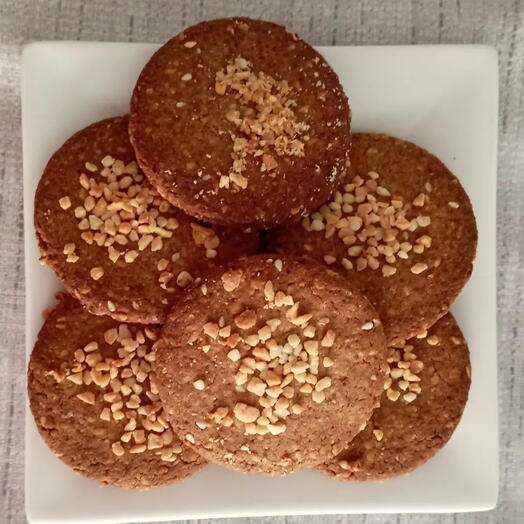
22;41;499;522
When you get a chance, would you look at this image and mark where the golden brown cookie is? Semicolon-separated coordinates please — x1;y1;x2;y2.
35;116;258;324
27;294;206;490
154;255;388;475
318;313;471;481
129;17;351;228
267;133;477;344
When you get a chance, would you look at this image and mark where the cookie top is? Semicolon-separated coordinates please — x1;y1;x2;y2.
267;133;477;344
154;255;387;475
27;294;206;490
129;17;351;228
318;313;471;481
35;116;258;324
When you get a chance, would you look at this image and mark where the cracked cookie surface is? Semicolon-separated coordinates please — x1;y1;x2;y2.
318;313;471;481
130;17;351;227
28;294;206;489
154;255;388;474
268;133;477;344
35;115;258;324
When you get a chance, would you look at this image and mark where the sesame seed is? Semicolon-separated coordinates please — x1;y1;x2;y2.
193;379;205;390
320;330;336;347
230;172;248;189
74;206;86;218
410;262;428;274
58;196;71;210
221;269;242;292
403;392;417;403
412;193;426;207
341;257;353;270
63;243;76;255
227;349;241;362
101;155;115;167
66;372;83;385
311;219;325;231
90;266;104;280
246;377;267;397
398;380;409;391
83;341;98;353
124;250;139;263
76;391;95;405
312;390;325;403
300;383;313;394
129;443;147;454
416;215;431;227
219;175;230;188
151;236;163;251
373;429;384;441
203;322;219;339
263;319;279;334
315;376;332;392
382;265;396;277
176;270;193;287
138;235;153;251
111;442;125;456
79;174;90;189
386;389;400;401
323;357;334;368
264;280;275;302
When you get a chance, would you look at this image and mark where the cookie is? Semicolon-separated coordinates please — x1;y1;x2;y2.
267;133;477;344
27;294;206;490
129;17;351;228
35;116;258;324
153;255;387;475
318;313;471;481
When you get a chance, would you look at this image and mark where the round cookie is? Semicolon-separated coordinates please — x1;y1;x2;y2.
28;294;206;490
35;116;258;324
153;255;388;475
267;133;477;344
129;17;351;228
318;313;471;481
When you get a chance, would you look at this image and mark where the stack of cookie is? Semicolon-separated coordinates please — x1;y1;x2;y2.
28;17;476;490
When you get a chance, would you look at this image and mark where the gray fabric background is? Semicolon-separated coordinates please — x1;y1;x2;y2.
1;1;522;523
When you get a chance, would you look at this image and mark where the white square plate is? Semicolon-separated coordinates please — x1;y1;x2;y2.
22;42;498;523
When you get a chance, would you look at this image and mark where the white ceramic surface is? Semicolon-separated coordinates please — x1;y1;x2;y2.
22;42;498;523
